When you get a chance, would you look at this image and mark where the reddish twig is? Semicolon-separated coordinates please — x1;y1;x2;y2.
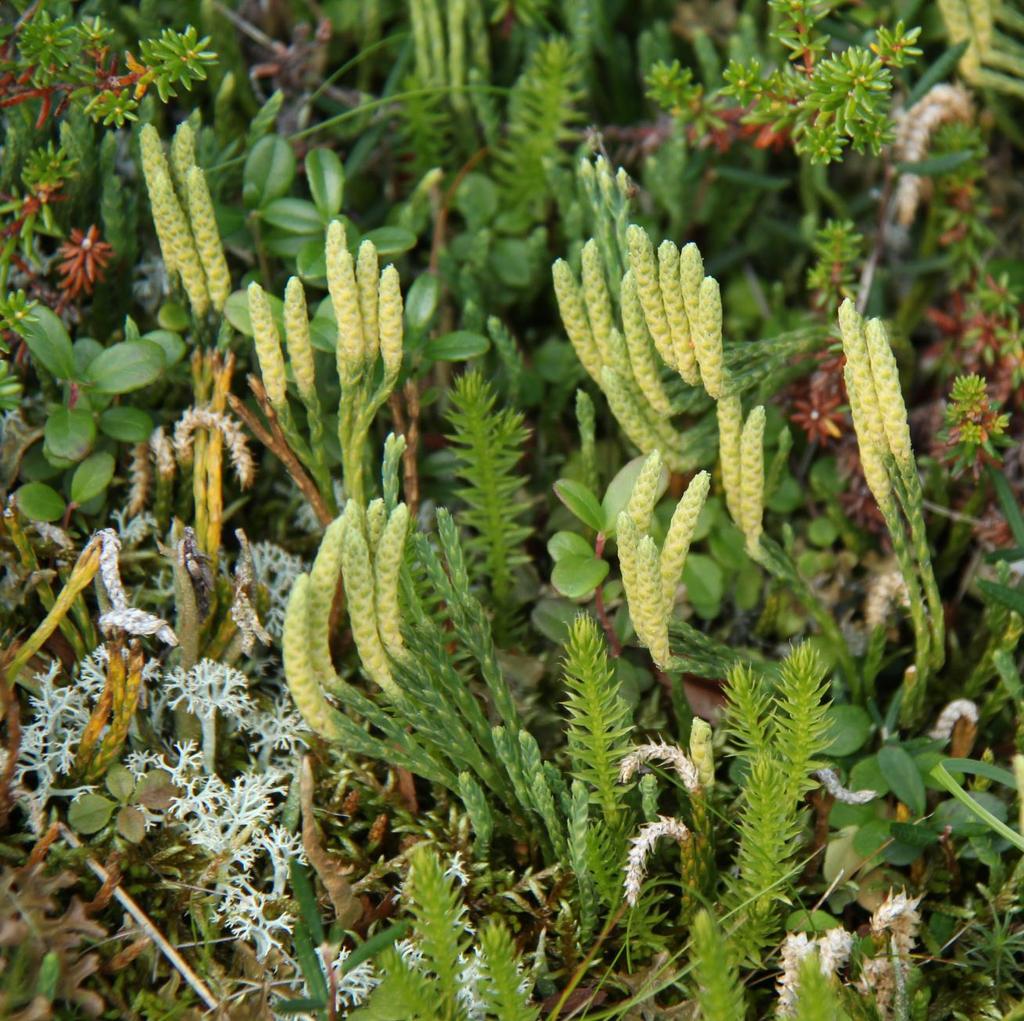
0;681;20;830
388;379;422;517
228;376;333;527
85;854;122;914
593;534;622;657
429;147;489;274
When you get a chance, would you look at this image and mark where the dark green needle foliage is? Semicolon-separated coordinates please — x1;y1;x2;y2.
725;643;832;960
691;909;747;1021
562;614;633;833
493;37;584;217
446;370;532;642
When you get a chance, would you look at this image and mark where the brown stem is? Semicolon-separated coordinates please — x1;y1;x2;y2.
429;147;488;274
228;376;333;527
300;756;362;929
593;534;621;657
388;379;422;517
0;682;20;830
25;824;60;870
802;790;833;881
396;764;419;815
546;902;628;1021
857;159;896;311
85;853;122;914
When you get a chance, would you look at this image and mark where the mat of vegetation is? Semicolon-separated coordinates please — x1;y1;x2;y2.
2;0;1023;1018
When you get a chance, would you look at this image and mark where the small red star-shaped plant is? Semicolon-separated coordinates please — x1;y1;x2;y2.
56;225;113;305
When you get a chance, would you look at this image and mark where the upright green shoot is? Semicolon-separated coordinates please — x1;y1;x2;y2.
447;371;532;642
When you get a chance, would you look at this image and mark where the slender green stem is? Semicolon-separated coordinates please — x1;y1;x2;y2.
890;462;945;670
880;498;931;726
208;84;512;173
5;539;100;689
276;398;342;512
3;507;86;658
299;390;335;512
307;31;408;105
338;388;369;509
931;764;1024;853
754;538;859;701
546;902;629;1021
274;400;314;466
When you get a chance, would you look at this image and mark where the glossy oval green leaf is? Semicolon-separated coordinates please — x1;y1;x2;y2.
708;524;749;571
105;764;136;801
878;744;926;816
530;597;580;644
310;301;338;352
19;305;75;380
225;288;286;335
68;793;116;834
72;337;104;377
404;273;439;333
305;148;345;220
490;237;532;288
296;238;328;282
931;763;1024;851
20;446;61;482
826;704;873;756
15;482;66;522
157;302;191;332
552;554;609;599
602;455;668;534
553;479;606;532
889;821;938;848
143;329;186;367
851;817;890;856
360;226;417;257
829;796;877;831
423;330;489;362
454;173;498;225
71;451;115;504
263;232;318;258
933;786;1010;838
84;340;165;394
849;754;889;796
807;516;838;547
223;290;253;335
261;197;323;235
682;553;724;620
547;530;594;562
244;135;296;208
44;407;96;464
783;908;841;934
99;406;153;442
